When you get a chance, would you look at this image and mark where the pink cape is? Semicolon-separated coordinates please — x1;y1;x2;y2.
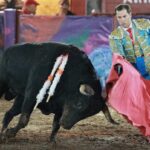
107;53;150;137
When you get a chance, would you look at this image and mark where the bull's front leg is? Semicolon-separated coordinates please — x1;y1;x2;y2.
4;113;30;139
2;94;35;140
1;95;23;134
3;77;41;140
0;96;24;143
49;114;61;143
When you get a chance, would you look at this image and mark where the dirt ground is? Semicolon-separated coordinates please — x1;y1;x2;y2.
0;99;150;150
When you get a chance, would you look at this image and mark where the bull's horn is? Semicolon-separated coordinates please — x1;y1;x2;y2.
79;84;95;96
102;104;119;125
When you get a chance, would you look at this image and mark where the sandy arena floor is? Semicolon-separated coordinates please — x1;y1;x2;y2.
0;99;150;150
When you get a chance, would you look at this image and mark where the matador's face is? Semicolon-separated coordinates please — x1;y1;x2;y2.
116;9;132;28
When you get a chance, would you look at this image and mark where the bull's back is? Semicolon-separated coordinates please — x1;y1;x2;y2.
2;42;71;91
4;42;69;64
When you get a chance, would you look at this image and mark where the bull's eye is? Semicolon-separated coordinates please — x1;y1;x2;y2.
73;102;83;110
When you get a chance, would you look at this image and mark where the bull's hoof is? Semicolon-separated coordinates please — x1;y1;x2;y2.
49;137;57;149
0;133;7;143
49;141;57;149
5;128;16;138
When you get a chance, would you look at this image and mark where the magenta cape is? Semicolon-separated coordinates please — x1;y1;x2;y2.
107;53;150;137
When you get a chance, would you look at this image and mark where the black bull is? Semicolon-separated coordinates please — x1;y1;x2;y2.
0;42;115;143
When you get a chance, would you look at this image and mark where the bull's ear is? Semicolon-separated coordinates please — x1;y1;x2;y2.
79;84;95;96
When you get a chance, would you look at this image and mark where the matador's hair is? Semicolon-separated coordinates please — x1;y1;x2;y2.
115;4;131;15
